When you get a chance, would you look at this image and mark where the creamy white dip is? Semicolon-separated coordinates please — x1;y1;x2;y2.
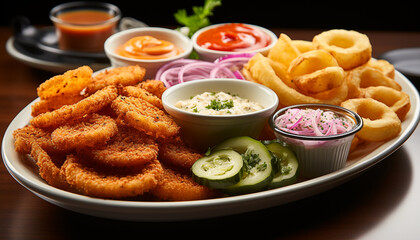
175;91;264;115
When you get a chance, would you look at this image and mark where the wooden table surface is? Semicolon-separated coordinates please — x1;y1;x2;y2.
1;26;420;240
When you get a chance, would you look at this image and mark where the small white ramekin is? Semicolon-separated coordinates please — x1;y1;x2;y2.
104;27;193;79
191;23;278;62
162;78;279;150
270;104;363;178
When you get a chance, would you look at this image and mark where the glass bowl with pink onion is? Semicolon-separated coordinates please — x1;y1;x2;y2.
269;104;363;179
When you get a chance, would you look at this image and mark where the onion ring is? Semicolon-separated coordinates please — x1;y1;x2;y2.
362;86;411;121
62;154;163;199
13;125;54;154
51;114;118;151
288;49;339;79
137;79;167;99
149;164;219;201
87;65;146;93
341;98;401;141
30;144;71;190
111;96;179;139
245;53;347;106
31;94;85;117
84;125;159;167
365;58;395;79
37;66;92;100
346;66;401;98
121;85;163;109
292;66;345;95
30;85;118;129
313;29;372;70
158;138;203;169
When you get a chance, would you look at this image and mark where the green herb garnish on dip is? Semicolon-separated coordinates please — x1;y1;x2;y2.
175;91;263;115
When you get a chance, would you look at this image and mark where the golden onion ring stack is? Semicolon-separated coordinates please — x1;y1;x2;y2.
243;29;411;149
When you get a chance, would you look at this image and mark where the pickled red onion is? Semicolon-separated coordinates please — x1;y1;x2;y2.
155;53;255;87
275;108;353;137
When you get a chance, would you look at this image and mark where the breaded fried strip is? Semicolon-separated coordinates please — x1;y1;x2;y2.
31;94;86;117
121;85;163;109
84;125;159;167
30;86;118;129
31;144;70;190
13;125;55;154
51;114;118;151
37;66;92;100
159;139;203;169
150;165;219;201
137;79;167;98
87;65;146;93
111;96;179;139
62;155;163;198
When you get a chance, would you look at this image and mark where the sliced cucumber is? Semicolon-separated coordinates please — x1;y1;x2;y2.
213;136;273;195
266;142;298;189
192;149;243;189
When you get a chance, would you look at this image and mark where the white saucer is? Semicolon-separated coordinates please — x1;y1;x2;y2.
6;36;110;73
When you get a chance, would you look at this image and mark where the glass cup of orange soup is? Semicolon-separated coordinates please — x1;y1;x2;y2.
50;2;121;52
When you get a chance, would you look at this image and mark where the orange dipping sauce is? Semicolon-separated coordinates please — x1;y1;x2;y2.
196;23;271;52
116;36;184;60
52;10;119;52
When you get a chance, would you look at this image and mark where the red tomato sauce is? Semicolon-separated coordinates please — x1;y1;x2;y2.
196;23;271;52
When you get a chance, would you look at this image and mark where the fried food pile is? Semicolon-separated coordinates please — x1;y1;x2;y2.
244;29;411;147
13;65;219;200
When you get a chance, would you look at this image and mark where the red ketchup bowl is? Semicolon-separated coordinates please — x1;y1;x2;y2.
191;23;277;61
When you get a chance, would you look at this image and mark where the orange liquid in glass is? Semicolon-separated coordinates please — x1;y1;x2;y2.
55;10;116;52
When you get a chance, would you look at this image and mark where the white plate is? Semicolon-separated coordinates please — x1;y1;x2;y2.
6;37;110;73
2;71;419;221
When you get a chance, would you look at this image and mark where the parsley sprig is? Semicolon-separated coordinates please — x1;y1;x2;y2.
174;0;222;38
205;99;234;111
242;150;267;177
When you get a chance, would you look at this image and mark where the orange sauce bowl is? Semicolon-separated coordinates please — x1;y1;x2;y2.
191;23;278;61
104;27;193;79
50;2;121;52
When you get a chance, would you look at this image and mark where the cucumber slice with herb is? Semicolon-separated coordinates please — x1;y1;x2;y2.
192;149;243;189
213;136;274;195
266;142;298;188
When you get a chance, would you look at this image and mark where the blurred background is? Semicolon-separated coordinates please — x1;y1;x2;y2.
1;0;419;31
